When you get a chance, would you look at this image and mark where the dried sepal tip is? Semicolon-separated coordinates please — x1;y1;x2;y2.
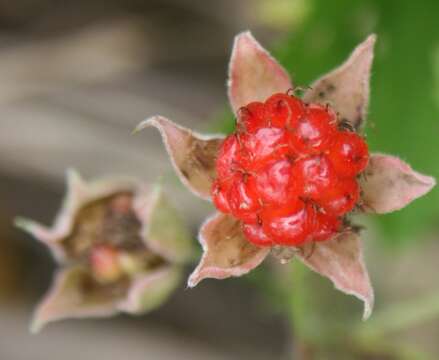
134;116;224;200
188;213;270;287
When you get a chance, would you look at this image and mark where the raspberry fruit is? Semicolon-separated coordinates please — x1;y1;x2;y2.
242;127;289;170
291;155;338;200
215;134;251;179
289;104;337;154
238;101;266;133
313;213;342;242
319;178;360;216
255;159;297;205
228;174;261;223
328;131;369;177
211;180;231;213
262;201;316;246
211;92;369;247
265;93;304;128
241;221;273;246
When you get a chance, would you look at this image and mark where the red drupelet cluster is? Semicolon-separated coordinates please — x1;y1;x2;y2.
211;93;369;247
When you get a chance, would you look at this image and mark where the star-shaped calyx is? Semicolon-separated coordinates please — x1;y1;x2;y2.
135;32;435;319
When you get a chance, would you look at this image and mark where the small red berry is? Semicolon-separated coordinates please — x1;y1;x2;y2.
216;134;250;179
319;178;360;216
216;135;240;179
262;201;315;246
289;104;337;154
237;101;266;133
291;155;338;200
328;131;369;177
228;174;261;223
255;158;299;205
241;221;273;247
313;212;341;242
211;180;231;213
264;93;305;128
243;127;289;170
212;92;369;247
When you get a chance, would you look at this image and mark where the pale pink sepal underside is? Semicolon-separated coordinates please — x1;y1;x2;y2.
31;265;181;333
298;232;374;320
304;35;376;132
228;31;292;113
30;266;119;333
187;212;270;287
135;116;224;200
360;153;436;213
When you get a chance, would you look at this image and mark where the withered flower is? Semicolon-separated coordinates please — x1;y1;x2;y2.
16;170;192;332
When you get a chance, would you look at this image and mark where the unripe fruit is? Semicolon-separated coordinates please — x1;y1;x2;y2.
89;244;123;284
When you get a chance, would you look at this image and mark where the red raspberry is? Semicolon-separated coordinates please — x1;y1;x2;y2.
237;101;266;133
319;178;360;216
212;92;369;248
228;174;261;223
289;104;337;154
211;180;231;213
291;155;338;200
254;159;299;205
241;221;273;247
328;131;369;177
264;93;305;128
313;213;342;242
262;201;316;246
242;127;289;170
216;134;250;179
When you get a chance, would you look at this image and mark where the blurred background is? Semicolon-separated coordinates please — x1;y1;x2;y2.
1;0;438;359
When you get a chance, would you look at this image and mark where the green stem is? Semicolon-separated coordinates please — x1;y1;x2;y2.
287;261;308;337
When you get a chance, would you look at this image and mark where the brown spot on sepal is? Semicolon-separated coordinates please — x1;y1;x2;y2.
135;116;224;200
303;35;376;133
326;83;336;92
187;213;270;287
189;137;221;180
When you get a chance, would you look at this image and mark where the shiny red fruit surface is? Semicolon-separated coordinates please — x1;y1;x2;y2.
211;92;369;247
